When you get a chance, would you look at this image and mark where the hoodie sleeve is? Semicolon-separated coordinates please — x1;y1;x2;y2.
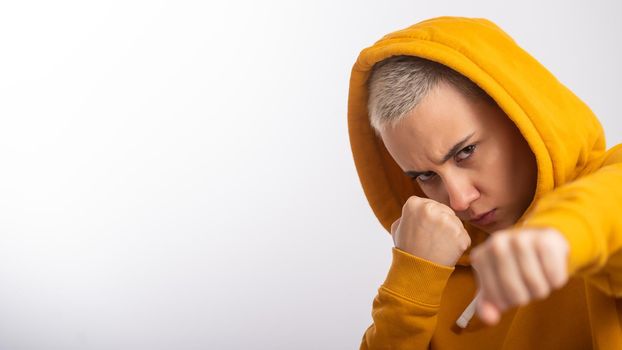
521;144;622;296
360;247;454;350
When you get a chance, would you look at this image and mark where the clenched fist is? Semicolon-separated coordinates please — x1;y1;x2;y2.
390;196;472;267
470;227;570;325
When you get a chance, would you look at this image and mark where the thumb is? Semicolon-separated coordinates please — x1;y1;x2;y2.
472;265;501;326
477;295;501;325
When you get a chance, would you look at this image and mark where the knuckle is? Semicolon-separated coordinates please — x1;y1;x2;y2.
460;240;471;252
490;237;508;257
462;232;472;249
533;235;547;250
439;212;453;225
422;201;437;213
511;235;530;252
405;196;420;206
492;233;509;244
534;232;557;251
402;199;415;213
404;196;424;211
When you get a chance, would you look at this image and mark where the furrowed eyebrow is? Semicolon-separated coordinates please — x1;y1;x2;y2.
404;132;476;178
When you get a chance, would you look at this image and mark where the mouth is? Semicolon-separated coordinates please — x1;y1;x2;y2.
469;209;497;226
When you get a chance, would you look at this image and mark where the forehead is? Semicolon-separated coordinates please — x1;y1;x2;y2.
386;83;485;144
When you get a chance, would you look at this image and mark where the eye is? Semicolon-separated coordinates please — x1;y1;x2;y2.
414;144;477;183
416;172;435;182
457;144;476;161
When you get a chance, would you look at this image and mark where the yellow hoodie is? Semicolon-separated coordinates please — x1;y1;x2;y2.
348;16;622;349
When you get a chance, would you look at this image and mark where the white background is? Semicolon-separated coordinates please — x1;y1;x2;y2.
1;1;621;349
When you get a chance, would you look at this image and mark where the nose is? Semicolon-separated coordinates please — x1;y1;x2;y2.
443;173;479;212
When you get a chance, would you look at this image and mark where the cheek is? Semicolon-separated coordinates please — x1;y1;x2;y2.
499;165;517;194
475;158;513;201
490;159;529;208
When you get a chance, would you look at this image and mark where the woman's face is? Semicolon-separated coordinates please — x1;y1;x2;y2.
379;81;538;233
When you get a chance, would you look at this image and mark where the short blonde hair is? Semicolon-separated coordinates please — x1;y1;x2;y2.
367;55;496;136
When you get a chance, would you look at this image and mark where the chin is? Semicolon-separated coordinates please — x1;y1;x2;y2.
477;220;504;234
479;224;496;234
493;220;516;232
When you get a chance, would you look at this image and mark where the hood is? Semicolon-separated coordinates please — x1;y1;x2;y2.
347;16;606;266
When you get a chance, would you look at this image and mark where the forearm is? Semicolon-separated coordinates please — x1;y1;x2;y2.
522;162;622;274
520;160;622;294
360;248;454;349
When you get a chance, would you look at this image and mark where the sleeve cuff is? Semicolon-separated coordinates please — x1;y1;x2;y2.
381;247;455;306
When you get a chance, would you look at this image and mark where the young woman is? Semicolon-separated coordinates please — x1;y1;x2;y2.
348;16;622;349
